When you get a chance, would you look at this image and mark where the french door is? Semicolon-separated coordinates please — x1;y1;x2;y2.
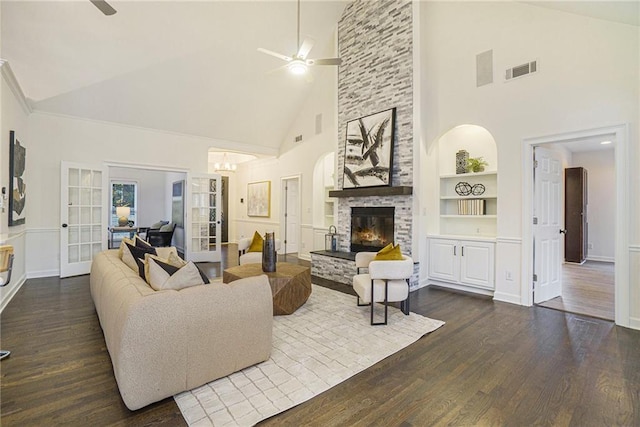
186;173;222;262
60;162;107;277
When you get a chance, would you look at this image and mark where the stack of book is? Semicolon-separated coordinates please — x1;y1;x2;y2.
458;199;486;215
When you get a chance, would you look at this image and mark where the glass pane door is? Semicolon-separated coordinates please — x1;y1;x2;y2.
61;162;106;277
187;174;221;263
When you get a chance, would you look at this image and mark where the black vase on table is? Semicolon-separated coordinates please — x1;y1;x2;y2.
262;232;277;272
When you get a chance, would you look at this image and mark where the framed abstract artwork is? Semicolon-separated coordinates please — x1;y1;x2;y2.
343;107;396;189
9;131;26;226
247;181;270;217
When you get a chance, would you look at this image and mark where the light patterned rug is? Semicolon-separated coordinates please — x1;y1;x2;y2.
174;284;444;427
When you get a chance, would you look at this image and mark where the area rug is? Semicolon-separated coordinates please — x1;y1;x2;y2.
174;284;444;427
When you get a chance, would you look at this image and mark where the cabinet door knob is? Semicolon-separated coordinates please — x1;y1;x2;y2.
462;246;465;256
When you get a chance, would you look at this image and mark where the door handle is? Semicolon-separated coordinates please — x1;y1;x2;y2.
559;229;567;234
461;246;464;256
62;223;68;228
453;246;456;256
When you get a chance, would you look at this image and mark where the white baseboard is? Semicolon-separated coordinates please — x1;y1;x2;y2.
426;280;494;297
27;269;60;279
411;280;429;291
586;255;615;263
493;291;523;305
629;317;640;331
0;273;26;314
297;254;311;262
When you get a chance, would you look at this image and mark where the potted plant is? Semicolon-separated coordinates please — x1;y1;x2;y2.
467;157;488;173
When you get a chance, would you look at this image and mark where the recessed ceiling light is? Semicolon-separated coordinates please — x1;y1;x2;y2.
600;140;612;145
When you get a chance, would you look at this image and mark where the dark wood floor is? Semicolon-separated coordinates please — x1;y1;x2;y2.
2;248;639;426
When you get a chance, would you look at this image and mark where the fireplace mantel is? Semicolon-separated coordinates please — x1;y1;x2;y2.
328;186;412;198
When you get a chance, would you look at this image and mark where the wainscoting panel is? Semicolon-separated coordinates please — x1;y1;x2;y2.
25;228;60;279
494;237;523;305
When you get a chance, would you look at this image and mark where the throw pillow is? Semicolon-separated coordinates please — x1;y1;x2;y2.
374;244;403;261
122;242;157;273
248;231;264;252
159;223;174;232
143;253;209;285
118;236;135;259
134;236;153;250
150;220;169;229
377;243;394;255
155;246;179;260
146;257;207;291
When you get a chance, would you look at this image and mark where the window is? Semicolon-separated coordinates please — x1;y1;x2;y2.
111;181;137;226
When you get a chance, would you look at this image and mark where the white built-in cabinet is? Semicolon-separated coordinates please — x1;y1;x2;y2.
428;237;495;291
430;125;498;295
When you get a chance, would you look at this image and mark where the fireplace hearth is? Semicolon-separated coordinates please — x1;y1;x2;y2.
350;207;394;252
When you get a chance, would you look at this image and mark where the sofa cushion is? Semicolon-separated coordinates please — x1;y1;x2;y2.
123;242;157;273
146;257;206;291
248;231;264;252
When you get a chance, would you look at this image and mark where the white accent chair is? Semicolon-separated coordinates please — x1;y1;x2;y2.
353;251;413;325
237;237;282;265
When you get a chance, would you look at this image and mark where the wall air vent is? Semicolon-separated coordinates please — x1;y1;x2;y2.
505;60;538;81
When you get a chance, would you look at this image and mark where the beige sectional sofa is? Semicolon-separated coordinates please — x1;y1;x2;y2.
90;249;273;410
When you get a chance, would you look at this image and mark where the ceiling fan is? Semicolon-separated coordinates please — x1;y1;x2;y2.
90;0;117;16
257;0;341;75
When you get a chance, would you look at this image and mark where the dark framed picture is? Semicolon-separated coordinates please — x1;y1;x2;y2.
343;107;396;189
9;131;26;226
172;180;184;228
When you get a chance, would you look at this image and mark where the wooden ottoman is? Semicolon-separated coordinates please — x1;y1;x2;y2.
223;262;312;315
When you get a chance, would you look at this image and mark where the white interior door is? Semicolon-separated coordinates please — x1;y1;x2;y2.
282;177;300;254
533;147;563;303
60;162;107;278
186;173;221;263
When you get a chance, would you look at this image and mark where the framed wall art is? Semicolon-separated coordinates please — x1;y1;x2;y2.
247;181;270;217
343;107;396;189
9;130;26;226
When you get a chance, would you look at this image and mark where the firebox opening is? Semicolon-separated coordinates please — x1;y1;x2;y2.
350;207;395;253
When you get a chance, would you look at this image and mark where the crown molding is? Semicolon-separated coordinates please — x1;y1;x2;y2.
0;59;33;115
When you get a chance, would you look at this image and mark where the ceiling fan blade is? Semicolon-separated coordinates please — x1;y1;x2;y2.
307;58;342;66
257;48;292;62
90;0;117;16
297;38;315;60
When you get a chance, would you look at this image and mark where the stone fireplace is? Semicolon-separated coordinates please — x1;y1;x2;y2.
350;207;394;252
310;0;418;288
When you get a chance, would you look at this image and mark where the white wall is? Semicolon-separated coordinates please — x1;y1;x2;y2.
571;149;615;262
0;63;30;311
109;166;169;227
23;112;227;277
419;2;639;315
231;58;338;260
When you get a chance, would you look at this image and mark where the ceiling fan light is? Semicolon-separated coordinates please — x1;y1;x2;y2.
288;60;308;75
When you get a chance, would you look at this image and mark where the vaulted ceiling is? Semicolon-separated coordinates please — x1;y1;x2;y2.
1;0;348;154
2;1;637;156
